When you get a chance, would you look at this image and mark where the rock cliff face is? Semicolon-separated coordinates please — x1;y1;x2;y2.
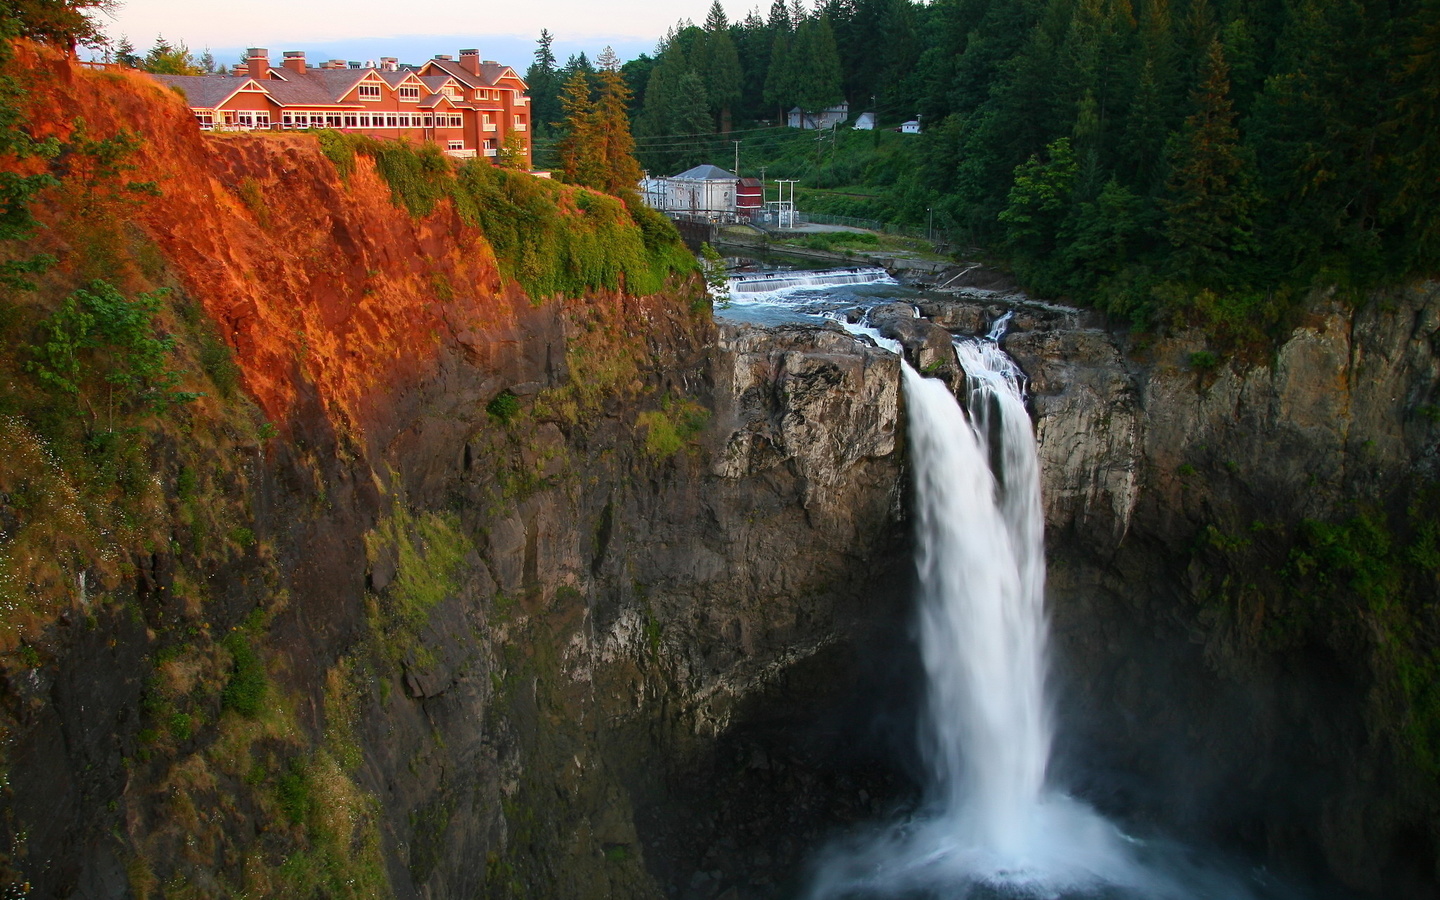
998;284;1440;898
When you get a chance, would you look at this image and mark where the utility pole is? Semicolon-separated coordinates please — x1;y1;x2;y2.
927;207;934;242
732;140;741;175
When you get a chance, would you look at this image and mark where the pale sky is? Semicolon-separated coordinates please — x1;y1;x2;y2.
99;0;755;67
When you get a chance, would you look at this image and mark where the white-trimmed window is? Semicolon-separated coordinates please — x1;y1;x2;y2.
423;115;434;128
256;113;270;127
195;111;213;127
386;115;398;128
513;115;526;131
443;85;461;100
358;84;381;100
448;140;464;150
449;114;462;128
325;113;341;127
358;114;370;127
343;114;357;128
399;85;419;100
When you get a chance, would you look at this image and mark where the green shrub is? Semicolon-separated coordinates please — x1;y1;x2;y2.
1189;350;1219;371
637;394;710;459
486;390;520;424
26;279;198;413
276;758;311;825
220;632;267;717
198;333;240;397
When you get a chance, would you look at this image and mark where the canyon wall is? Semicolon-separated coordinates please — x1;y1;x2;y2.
1000;284;1440;898
0;46;914;899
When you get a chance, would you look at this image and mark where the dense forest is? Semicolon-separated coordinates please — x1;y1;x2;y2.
532;0;1440;336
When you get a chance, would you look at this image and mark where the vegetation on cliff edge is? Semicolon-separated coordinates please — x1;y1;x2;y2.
316;131;694;301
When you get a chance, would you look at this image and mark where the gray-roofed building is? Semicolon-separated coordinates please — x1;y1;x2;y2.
641;165;743;221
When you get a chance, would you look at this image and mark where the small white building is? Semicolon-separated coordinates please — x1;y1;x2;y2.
852;111;876;131
788;102;849;130
900;119;922;134
640;164;740;219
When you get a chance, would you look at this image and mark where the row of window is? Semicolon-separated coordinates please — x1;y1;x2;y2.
277;112;466;129
191;110;525;141
351;80;515;103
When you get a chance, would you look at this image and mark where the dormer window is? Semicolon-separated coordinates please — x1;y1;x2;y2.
443;85;461;100
398;85;419;100
358;84;381;100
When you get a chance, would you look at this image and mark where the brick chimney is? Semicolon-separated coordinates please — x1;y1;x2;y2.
247;48;269;80
282;51;306;75
459;49;480;76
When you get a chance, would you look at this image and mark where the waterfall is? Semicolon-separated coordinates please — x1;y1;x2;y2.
727;266;892;295
807;328;1285;899
910;338;1050;854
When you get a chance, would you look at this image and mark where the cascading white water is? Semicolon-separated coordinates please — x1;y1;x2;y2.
806;326;1267;899
914;337;1050;856
728;266;892;294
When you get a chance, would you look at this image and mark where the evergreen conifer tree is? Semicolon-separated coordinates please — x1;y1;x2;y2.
1162;39;1256;285
526;30;562;138
555;68;604;188
593;47;644;195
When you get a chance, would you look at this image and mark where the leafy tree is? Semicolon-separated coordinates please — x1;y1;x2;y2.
999;136;1079;271
27;280;197;418
497;131;528;169
7;0;111;48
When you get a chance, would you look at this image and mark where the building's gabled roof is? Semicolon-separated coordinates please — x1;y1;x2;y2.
420;58;481;88
152;74;259;109
417;74;458;93
673;164;738;181
421;58;528;91
263;71;370;108
423;95;473;110
377;70;425;89
479;63;526;89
